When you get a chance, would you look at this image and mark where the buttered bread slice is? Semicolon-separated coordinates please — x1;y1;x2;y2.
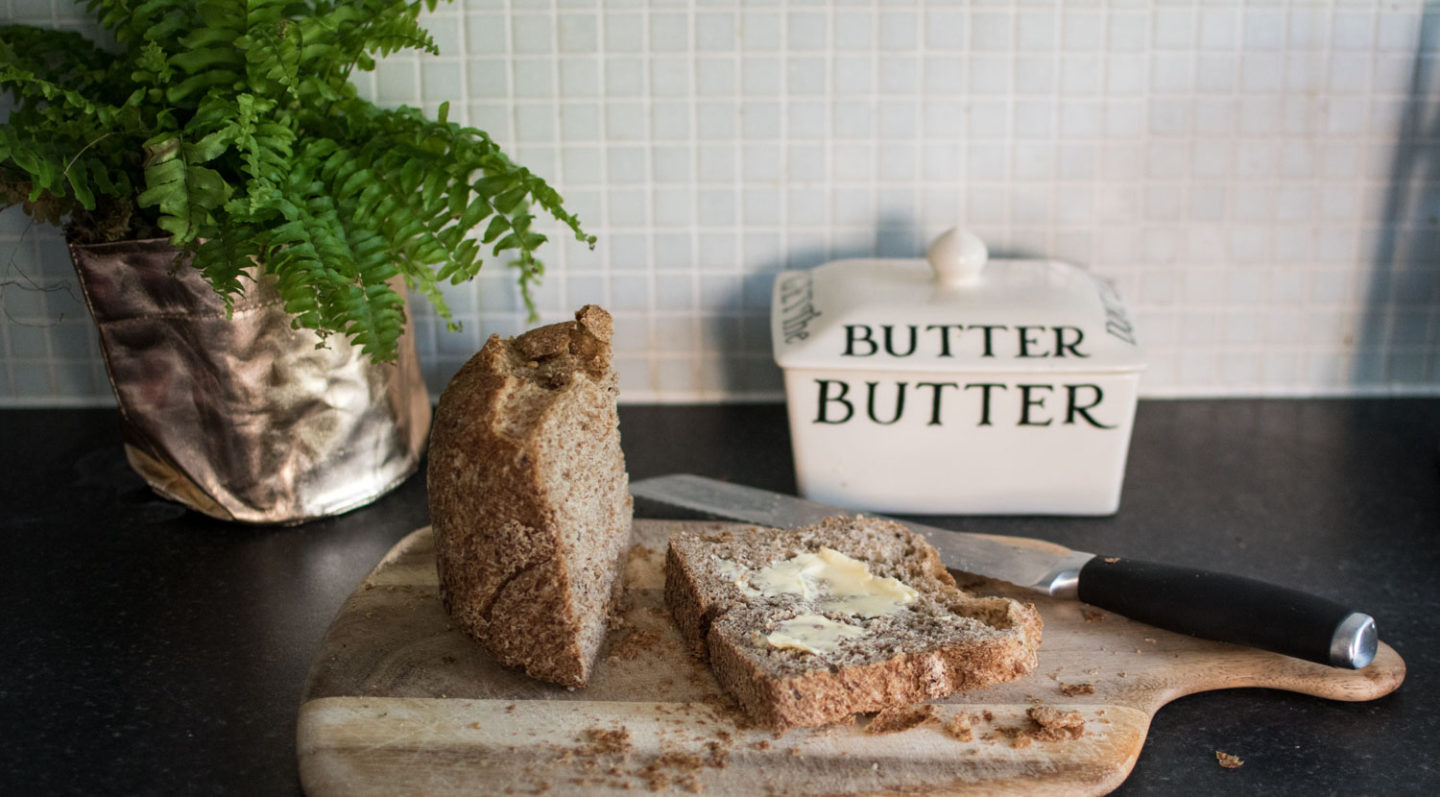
665;517;1042;730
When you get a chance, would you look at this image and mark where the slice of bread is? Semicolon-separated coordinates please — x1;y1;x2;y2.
429;305;632;688
665;517;1042;730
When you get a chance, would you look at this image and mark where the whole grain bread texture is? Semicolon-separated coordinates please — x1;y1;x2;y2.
429;305;632;688
666;518;1042;730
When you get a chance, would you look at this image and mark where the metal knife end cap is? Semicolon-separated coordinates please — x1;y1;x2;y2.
1330;612;1378;669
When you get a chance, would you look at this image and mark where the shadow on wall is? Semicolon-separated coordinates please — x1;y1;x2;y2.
1359;8;1440;389
707;210;926;397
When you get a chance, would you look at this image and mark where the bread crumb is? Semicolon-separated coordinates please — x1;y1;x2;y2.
639;749;699;789
990;706;1086;749
1081;608;1105;622
866;705;938;734
634;745;731;793
1027;706;1086;742
604;628;659;660
1059;682;1095;697
942;714;973;743
751;740;771;751
1216;751;1244;769
704;740;730;769
626;543;657;563
579;727;633;756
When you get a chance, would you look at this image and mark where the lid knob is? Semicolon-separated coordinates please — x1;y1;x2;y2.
927;228;988;286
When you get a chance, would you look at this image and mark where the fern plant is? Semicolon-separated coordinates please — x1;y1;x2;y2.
0;0;593;361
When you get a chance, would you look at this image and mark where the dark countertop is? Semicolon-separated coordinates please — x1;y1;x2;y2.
2;399;1436;795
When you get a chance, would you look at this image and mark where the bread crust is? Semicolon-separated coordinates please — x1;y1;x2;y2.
429;306;631;688
665;518;1042;730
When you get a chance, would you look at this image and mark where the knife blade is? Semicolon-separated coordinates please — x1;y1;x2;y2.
630;474;1378;670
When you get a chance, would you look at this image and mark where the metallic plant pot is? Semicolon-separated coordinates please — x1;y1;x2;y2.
70;238;432;525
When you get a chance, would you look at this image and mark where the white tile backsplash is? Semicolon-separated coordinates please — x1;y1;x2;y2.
2;0;1439;405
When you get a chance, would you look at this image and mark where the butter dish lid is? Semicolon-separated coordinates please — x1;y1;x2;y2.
772;229;1144;373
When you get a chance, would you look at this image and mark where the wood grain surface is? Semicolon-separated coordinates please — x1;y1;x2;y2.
297;521;1405;796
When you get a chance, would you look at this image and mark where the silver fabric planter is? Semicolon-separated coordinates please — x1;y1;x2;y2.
70;238;431;525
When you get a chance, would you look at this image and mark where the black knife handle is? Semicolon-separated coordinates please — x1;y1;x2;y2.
1076;557;1378;669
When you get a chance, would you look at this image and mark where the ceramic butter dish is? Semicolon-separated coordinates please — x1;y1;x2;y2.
771;228;1145;515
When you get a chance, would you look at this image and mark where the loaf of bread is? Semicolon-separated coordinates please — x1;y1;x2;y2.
665;517;1042;730
429;305;632;688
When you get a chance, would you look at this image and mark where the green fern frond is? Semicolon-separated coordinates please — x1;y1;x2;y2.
5;0;596;361
137;134;229;243
0;26;145;212
340;229;406;360
192;223;258;306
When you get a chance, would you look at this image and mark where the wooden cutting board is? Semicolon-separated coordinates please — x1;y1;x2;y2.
297;521;1405;796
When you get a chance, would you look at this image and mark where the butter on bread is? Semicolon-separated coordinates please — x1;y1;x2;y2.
665;517;1042;730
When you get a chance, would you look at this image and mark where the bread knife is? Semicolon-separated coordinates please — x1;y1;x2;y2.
630;474;1378;669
